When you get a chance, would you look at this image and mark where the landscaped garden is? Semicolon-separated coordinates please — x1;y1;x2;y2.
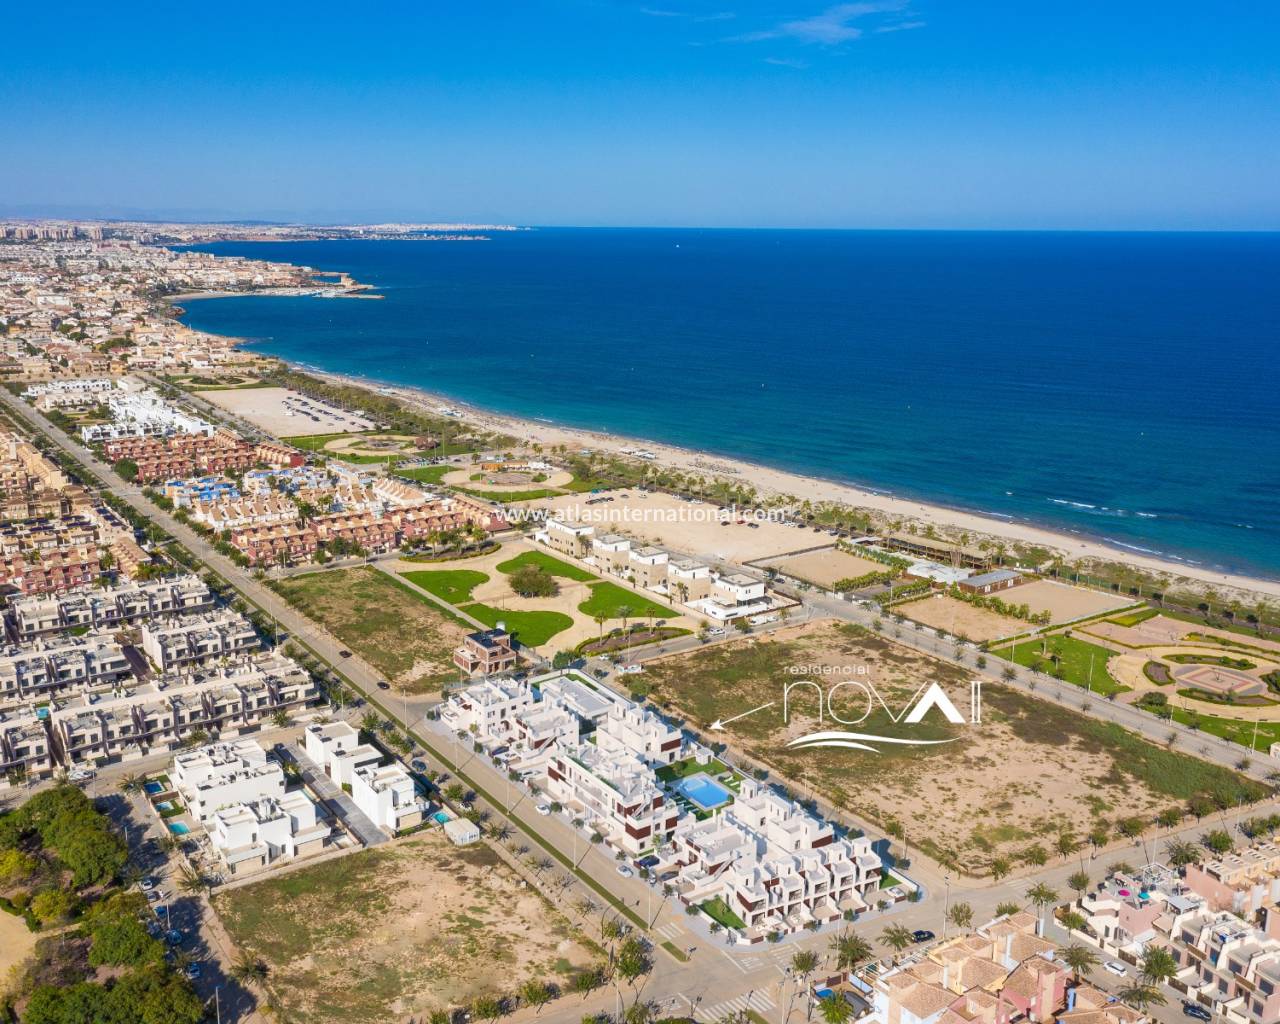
400;569;489;605
993;633;1129;697
577;581;673;622
462;603;574;648
496;550;597;582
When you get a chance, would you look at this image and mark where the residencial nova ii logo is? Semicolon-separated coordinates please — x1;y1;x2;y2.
709;673;982;754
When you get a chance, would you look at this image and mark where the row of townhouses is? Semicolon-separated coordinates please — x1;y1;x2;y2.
7;573;213;640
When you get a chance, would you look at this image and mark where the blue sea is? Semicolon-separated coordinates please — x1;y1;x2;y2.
176;230;1280;580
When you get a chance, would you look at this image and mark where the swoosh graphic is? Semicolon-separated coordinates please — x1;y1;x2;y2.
787;730;959;754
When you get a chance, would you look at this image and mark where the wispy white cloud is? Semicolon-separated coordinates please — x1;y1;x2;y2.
875;18;926;33
639;6;735;19
733;1;910;45
639;6;684;16
764;55;810;69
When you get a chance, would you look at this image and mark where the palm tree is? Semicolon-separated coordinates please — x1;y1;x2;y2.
881;924;915;963
1140;946;1178;986
118;773;144;795
1164;838;1201;868
947;901;974;932
230;952;269;990
791;950;820;1020
817;995;853;1024
830;930;873;973
1118;983;1166;1012
1025;882;1059;929
1061;944;1100;983
176;864;210;897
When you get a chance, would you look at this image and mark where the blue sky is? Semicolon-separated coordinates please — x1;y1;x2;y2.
2;1;1277;228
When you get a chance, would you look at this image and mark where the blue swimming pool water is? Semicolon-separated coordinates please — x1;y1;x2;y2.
154;800;174;812
677;773;732;810
144;781;164;795
167;822;190;835
432;811;451;824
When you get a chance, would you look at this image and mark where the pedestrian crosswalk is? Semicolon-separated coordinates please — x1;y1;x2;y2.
696;988;777;1022
655;920;683;941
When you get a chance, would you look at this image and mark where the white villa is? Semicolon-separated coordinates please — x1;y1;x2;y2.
170;738;331;876
171;737;285;824
303;720;427;835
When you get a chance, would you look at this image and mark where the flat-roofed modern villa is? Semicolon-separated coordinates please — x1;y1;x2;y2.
435;668;882;941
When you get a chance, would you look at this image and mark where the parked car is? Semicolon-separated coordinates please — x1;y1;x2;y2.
185;962;203;981
912;930;935;943
1182;1003;1211;1021
411;759;428;773
376;681;391;690
338;649;352;658
165;929;184;946
636;855;660;869
535;804;551;816
1104;961;1127;977
139;877;157;891
616;865;634;878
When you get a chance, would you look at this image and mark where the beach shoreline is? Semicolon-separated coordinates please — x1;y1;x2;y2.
272;361;1280;602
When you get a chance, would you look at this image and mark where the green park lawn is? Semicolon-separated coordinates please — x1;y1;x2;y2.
1108;607;1159;627
700;897;746;931
400;569;489;605
462;603;573;647
496;550;596;582
395;464;452;484
995;633;1130;697
577;582;672;622
455;486;563;504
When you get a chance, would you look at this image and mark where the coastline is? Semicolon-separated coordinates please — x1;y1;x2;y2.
289;364;1280;602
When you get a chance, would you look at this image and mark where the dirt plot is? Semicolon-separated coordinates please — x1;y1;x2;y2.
532;489;807;562
215;831;600;1024
274;566;469;693
642;620;1263;874
896;593;1024;642
773;548;888;587
199;385;374;435
1002;579;1133;624
0;911;37;987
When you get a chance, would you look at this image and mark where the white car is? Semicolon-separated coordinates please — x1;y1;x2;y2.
535;803;551;816
1104;961;1127;977
619;664;644;675
616;865;634;878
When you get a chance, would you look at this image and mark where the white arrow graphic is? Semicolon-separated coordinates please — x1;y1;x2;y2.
710;701;776;731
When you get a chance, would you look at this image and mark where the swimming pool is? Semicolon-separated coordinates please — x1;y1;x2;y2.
154;800;175;812
167;822;190;835
432;811;451;824
676;772;732;810
144;781;164;795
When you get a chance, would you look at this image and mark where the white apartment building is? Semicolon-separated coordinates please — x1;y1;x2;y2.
537;519;595;558
171;738;285;824
0;633;131;704
662;776;881;937
689;572;773;621
352;762;427;834
80;390;214;443
0;707;51;782
439;677;536;740
139;609;259;671
48;652;318;766
8;574;214;640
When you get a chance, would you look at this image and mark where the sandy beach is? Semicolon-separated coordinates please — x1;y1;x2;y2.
304;370;1280;603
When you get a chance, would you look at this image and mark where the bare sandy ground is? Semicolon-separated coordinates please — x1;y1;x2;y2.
770;547;889;587
0;911;37;986
532;489;815;564
199;386;373;436
895;593;1026;642
314;373;1280;603
998;579;1133;623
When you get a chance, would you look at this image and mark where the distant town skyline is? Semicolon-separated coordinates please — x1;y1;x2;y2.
4;0;1278;230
